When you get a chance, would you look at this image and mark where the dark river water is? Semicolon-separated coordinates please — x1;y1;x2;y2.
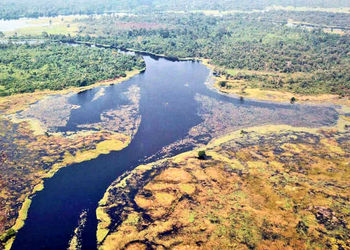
12;55;338;249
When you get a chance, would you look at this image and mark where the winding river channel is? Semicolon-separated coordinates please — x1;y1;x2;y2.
12;53;338;249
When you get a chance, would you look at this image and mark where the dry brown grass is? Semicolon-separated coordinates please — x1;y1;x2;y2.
98;125;350;249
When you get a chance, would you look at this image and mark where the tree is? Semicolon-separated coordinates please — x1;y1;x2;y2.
219;81;226;87
241;130;248;135
42;31;49;38
198;150;207;160
290;96;296;104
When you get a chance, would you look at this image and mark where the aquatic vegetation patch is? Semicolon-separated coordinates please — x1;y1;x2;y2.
193;94;338;133
92;88;106;102
153;93;339;160
0;117;131;248
77;85;141;138
68;209;88;250
10;93;79;133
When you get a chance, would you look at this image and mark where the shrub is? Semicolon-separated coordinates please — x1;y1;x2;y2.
219;81;227;88
290;97;296;104
198;150;207;160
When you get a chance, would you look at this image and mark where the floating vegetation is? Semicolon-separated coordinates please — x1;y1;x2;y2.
10;93;79;133
68;210;88;250
77;85;141;138
0;84;142;248
151;93;338;161
92;88;106;102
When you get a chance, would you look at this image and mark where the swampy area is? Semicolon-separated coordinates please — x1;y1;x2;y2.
0;7;350;249
0;51;347;250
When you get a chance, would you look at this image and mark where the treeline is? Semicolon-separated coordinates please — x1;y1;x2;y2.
0;0;143;20
65;12;350;96
249;10;350;28
153;0;350;11
1;0;350;20
0;42;145;95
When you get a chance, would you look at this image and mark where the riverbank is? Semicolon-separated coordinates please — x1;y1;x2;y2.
7;47;346;250
69;40;200;62
0;67;143;115
47;40;350;108
5;133;130;250
71;42;350;108
97;118;350;249
0;68;143;249
202;60;350;108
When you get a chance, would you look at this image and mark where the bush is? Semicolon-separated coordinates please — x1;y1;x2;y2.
198;150;207;160
290;97;296;104
219;81;227;88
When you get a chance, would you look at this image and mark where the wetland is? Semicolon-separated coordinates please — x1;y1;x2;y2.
5;52;344;249
1;5;350;250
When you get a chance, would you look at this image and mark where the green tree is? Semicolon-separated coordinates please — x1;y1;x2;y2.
198;150;207;160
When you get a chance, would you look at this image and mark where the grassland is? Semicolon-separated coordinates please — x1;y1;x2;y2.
97;118;350;249
266;6;350;14
2;15;85;36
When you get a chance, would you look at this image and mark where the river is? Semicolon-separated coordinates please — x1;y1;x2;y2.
12;54;338;249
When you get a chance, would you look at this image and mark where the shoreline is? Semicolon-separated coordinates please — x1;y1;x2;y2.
0;67;143;249
0;67;144;115
201;59;350;108
8;38;347;108
61;40;350;108
2;42;349;249
3;132;131;250
96;116;350;247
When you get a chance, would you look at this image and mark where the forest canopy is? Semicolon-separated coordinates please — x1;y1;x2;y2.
57;12;350;96
0;42;145;95
1;0;350;19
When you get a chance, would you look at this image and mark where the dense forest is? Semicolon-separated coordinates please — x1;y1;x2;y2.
250;10;350;28
53;12;350;96
2;8;350;96
1;0;350;20
0;42;145;95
